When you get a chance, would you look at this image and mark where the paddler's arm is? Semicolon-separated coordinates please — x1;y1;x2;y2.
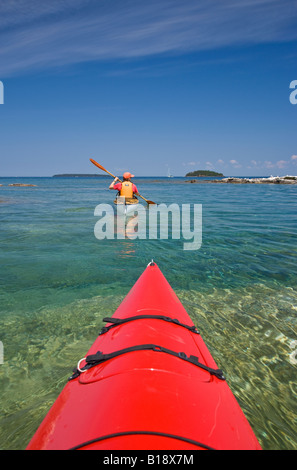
109;177;120;189
133;184;139;196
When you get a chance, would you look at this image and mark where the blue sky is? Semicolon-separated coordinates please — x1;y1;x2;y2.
0;0;297;177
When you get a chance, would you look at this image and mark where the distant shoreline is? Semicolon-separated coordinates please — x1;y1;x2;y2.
52;174;106;177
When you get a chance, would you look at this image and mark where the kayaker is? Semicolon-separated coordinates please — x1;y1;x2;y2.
109;172;139;205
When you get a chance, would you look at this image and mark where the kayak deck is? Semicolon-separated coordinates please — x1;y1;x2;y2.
26;262;261;450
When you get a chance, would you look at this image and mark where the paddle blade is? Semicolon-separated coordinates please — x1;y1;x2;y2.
138;193;156;205
90;159;116;179
90;158;107;172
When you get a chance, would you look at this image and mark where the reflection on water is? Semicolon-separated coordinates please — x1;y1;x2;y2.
118;240;137;258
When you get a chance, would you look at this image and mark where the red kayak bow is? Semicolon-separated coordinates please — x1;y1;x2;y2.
27;261;261;450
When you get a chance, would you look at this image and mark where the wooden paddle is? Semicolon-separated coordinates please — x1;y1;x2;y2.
90;158;156;205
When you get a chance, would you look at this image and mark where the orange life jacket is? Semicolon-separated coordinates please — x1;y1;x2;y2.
119;181;133;198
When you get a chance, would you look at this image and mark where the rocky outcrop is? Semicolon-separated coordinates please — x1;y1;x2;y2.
211;176;297;184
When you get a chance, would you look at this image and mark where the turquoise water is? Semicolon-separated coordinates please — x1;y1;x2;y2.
0;176;297;449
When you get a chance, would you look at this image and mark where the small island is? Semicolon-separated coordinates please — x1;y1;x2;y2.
185;170;224;177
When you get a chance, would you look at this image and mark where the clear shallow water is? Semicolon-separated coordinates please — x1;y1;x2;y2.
0;176;296;449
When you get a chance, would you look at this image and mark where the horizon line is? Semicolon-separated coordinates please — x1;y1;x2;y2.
0;174;279;178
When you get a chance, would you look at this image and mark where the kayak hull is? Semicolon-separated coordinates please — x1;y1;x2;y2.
26;262;262;450
113;196;140;217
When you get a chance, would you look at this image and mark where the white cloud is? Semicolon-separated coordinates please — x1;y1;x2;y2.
1;0;297;76
230;159;242;168
276;160;287;169
291;155;297;161
0;1;88;27
264;160;288;170
264;161;275;169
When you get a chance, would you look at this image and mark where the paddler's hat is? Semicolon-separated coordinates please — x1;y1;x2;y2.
123;172;135;179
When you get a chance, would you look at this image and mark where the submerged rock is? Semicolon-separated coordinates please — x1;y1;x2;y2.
8;183;37;187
